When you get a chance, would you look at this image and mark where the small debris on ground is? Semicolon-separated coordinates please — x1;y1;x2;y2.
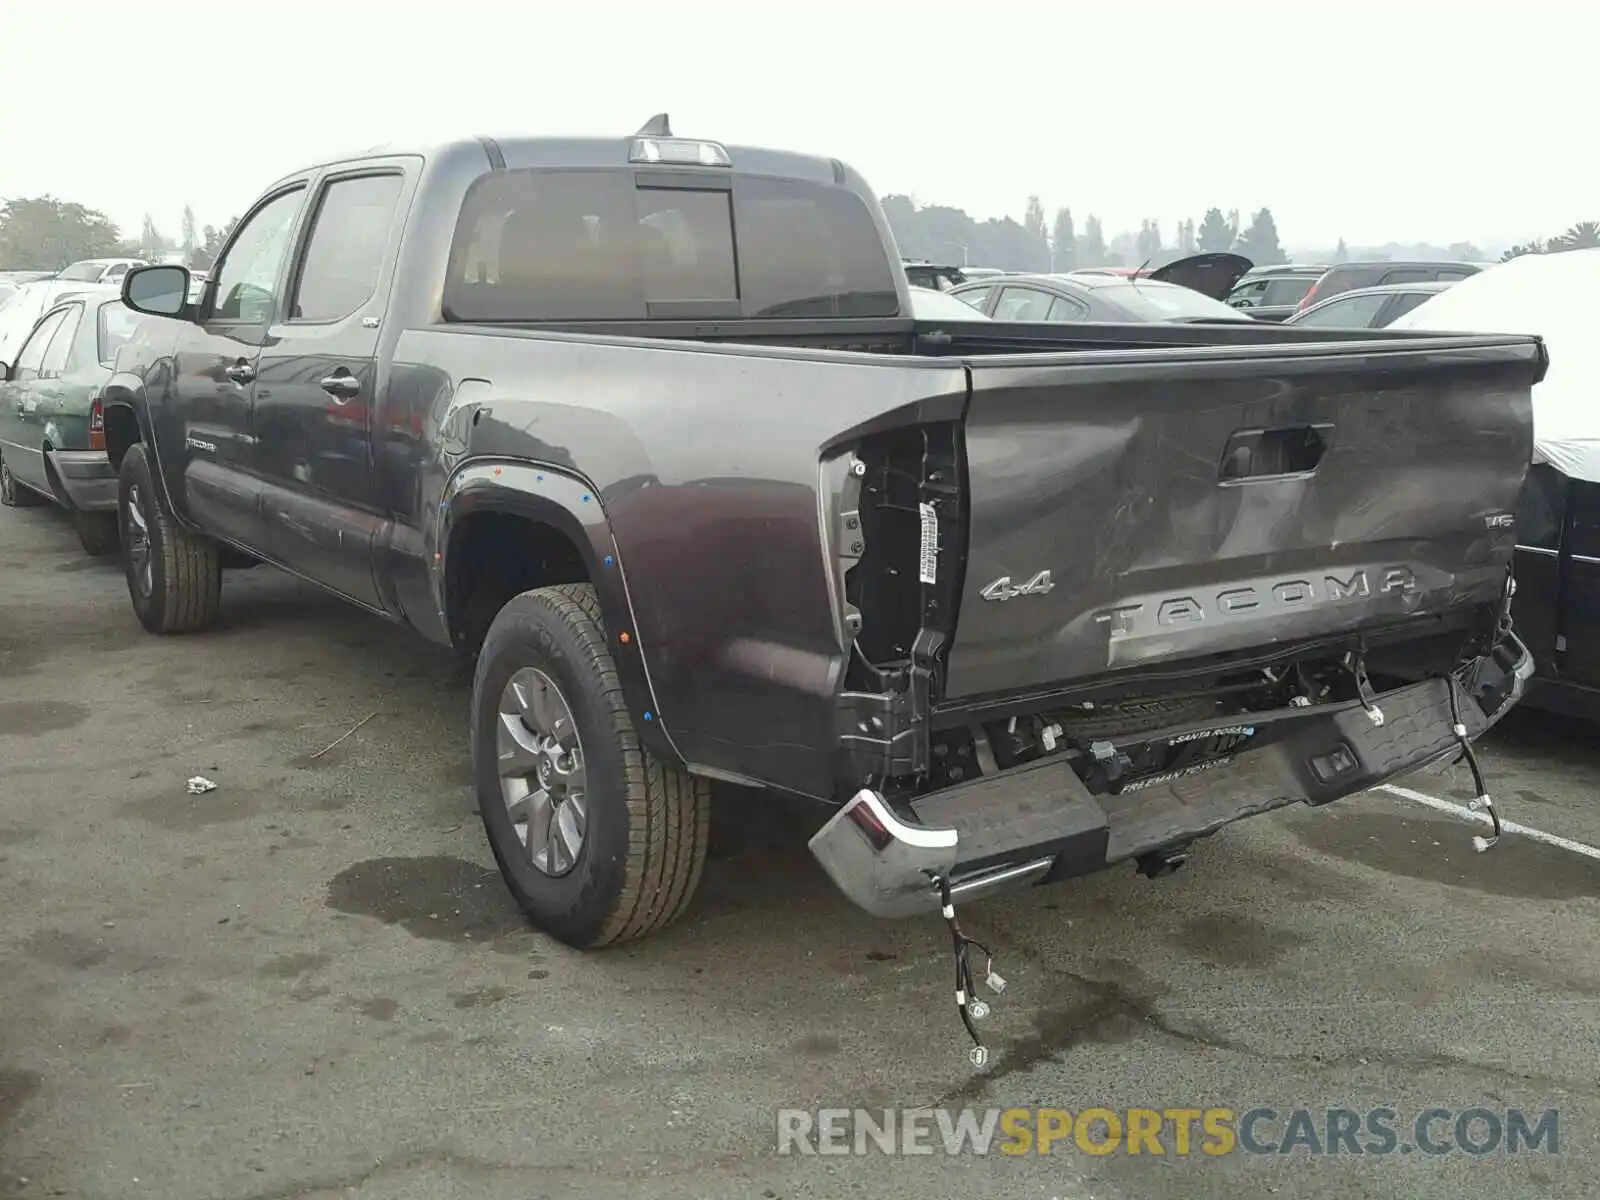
186;776;218;795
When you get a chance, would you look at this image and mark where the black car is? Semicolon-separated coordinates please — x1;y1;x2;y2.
1224;265;1327;323
1294;259;1486;317
1283;280;1455;329
1513;465;1600;719
949;270;1253;324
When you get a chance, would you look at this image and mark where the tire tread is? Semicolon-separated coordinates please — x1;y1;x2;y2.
477;583;709;948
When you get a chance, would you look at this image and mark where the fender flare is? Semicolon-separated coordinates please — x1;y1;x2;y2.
97;375;181;518
435;459;684;766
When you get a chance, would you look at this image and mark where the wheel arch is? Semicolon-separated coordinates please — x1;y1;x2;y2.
98;380;182;520
439;460;681;766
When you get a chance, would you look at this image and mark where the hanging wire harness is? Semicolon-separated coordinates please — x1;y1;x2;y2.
927;872;1006;1066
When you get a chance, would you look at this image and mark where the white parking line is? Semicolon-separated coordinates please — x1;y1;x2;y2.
1377;782;1600;863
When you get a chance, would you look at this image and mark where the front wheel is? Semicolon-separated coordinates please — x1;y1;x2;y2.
117;443;222;633
471;583;711;949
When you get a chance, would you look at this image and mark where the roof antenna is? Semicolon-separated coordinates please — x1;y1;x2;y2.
636;113;672;137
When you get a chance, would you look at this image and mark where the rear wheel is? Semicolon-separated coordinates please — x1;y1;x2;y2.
471;583;711;949
74;510;119;557
117;443;222;633
0;457;45;508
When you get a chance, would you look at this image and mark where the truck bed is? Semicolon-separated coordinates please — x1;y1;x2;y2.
406;316;1543;801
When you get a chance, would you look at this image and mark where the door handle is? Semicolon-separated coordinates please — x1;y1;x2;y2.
1219;424;1333;481
319;374;361;402
225;362;255;384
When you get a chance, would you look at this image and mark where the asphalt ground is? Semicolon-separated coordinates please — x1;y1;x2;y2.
2;500;1597;1199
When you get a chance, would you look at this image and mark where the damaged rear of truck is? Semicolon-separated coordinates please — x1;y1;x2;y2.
806;329;1540;927
104;123;1545;1010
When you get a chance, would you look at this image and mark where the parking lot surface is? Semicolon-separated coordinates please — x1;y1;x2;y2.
2;503;1597;1200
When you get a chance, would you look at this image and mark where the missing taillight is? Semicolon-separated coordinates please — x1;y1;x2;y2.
89;398;105;451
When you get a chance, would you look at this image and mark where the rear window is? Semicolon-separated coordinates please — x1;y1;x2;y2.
56;262;105;282
443;169;899;322
1098;281;1246;322
97;300;144;364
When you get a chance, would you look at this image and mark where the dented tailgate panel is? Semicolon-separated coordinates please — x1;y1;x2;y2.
941;339;1543;700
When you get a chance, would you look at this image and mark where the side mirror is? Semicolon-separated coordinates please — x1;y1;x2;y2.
122;264;192;318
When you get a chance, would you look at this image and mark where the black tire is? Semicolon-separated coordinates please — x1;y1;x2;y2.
117;443;222;633
471;583;711;949
0;456;45;508
74;510;120;557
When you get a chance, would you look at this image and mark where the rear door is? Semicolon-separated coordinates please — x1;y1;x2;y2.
168;183;309;546
1558;482;1600;689
1510;462;1566;676
992;286;1055;322
943;339;1542;699
29;301;87;460
251;167;410;606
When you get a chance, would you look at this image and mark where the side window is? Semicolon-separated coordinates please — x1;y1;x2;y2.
1515;464;1567;551
10;310;68;381
210;188;306;324
1046;295;1088;322
1380;268;1430;285
289;174;405;323
1434;267;1475;281
1378;291;1433;326
954;286;992;313
1227;279;1269;306
1263;276;1316;306
1295;292;1391;328
38;305;83;376
103;263;130;282
994;287;1054;321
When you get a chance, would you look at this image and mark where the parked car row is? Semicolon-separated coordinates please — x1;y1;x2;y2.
0;283;140;552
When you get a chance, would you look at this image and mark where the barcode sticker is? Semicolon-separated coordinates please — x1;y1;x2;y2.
919;502;938;585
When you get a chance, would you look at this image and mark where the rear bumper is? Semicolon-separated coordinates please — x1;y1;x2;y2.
809;633;1534;919
46;449;117;512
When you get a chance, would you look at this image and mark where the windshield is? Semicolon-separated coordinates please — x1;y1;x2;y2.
1100;280;1252;322
909;286;990;321
56;261;108;282
97;300;144;364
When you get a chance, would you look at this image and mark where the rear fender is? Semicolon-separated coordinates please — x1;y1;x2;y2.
437;459;681;765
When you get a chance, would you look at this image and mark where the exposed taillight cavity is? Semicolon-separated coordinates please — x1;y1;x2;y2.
89;397;105;450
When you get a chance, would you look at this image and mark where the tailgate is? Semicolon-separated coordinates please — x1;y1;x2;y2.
941;335;1545;700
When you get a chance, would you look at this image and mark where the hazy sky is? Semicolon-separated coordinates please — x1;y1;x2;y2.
2;0;1590;249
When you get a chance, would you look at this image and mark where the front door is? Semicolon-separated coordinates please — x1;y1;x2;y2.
0;306;73;493
168;185;309;547
251;169;408;608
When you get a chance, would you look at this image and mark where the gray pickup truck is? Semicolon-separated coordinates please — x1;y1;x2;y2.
104;117;1542;972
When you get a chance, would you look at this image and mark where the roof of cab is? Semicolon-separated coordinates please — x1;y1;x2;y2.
281;115;858;193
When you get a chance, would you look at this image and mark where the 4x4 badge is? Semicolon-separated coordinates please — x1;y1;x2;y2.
980;570;1055;602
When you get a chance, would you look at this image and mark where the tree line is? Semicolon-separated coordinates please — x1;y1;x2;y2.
0;196;238;272
1500;221;1600;262
882;195;1289;273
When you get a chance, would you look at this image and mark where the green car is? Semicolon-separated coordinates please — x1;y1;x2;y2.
0;286;144;555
